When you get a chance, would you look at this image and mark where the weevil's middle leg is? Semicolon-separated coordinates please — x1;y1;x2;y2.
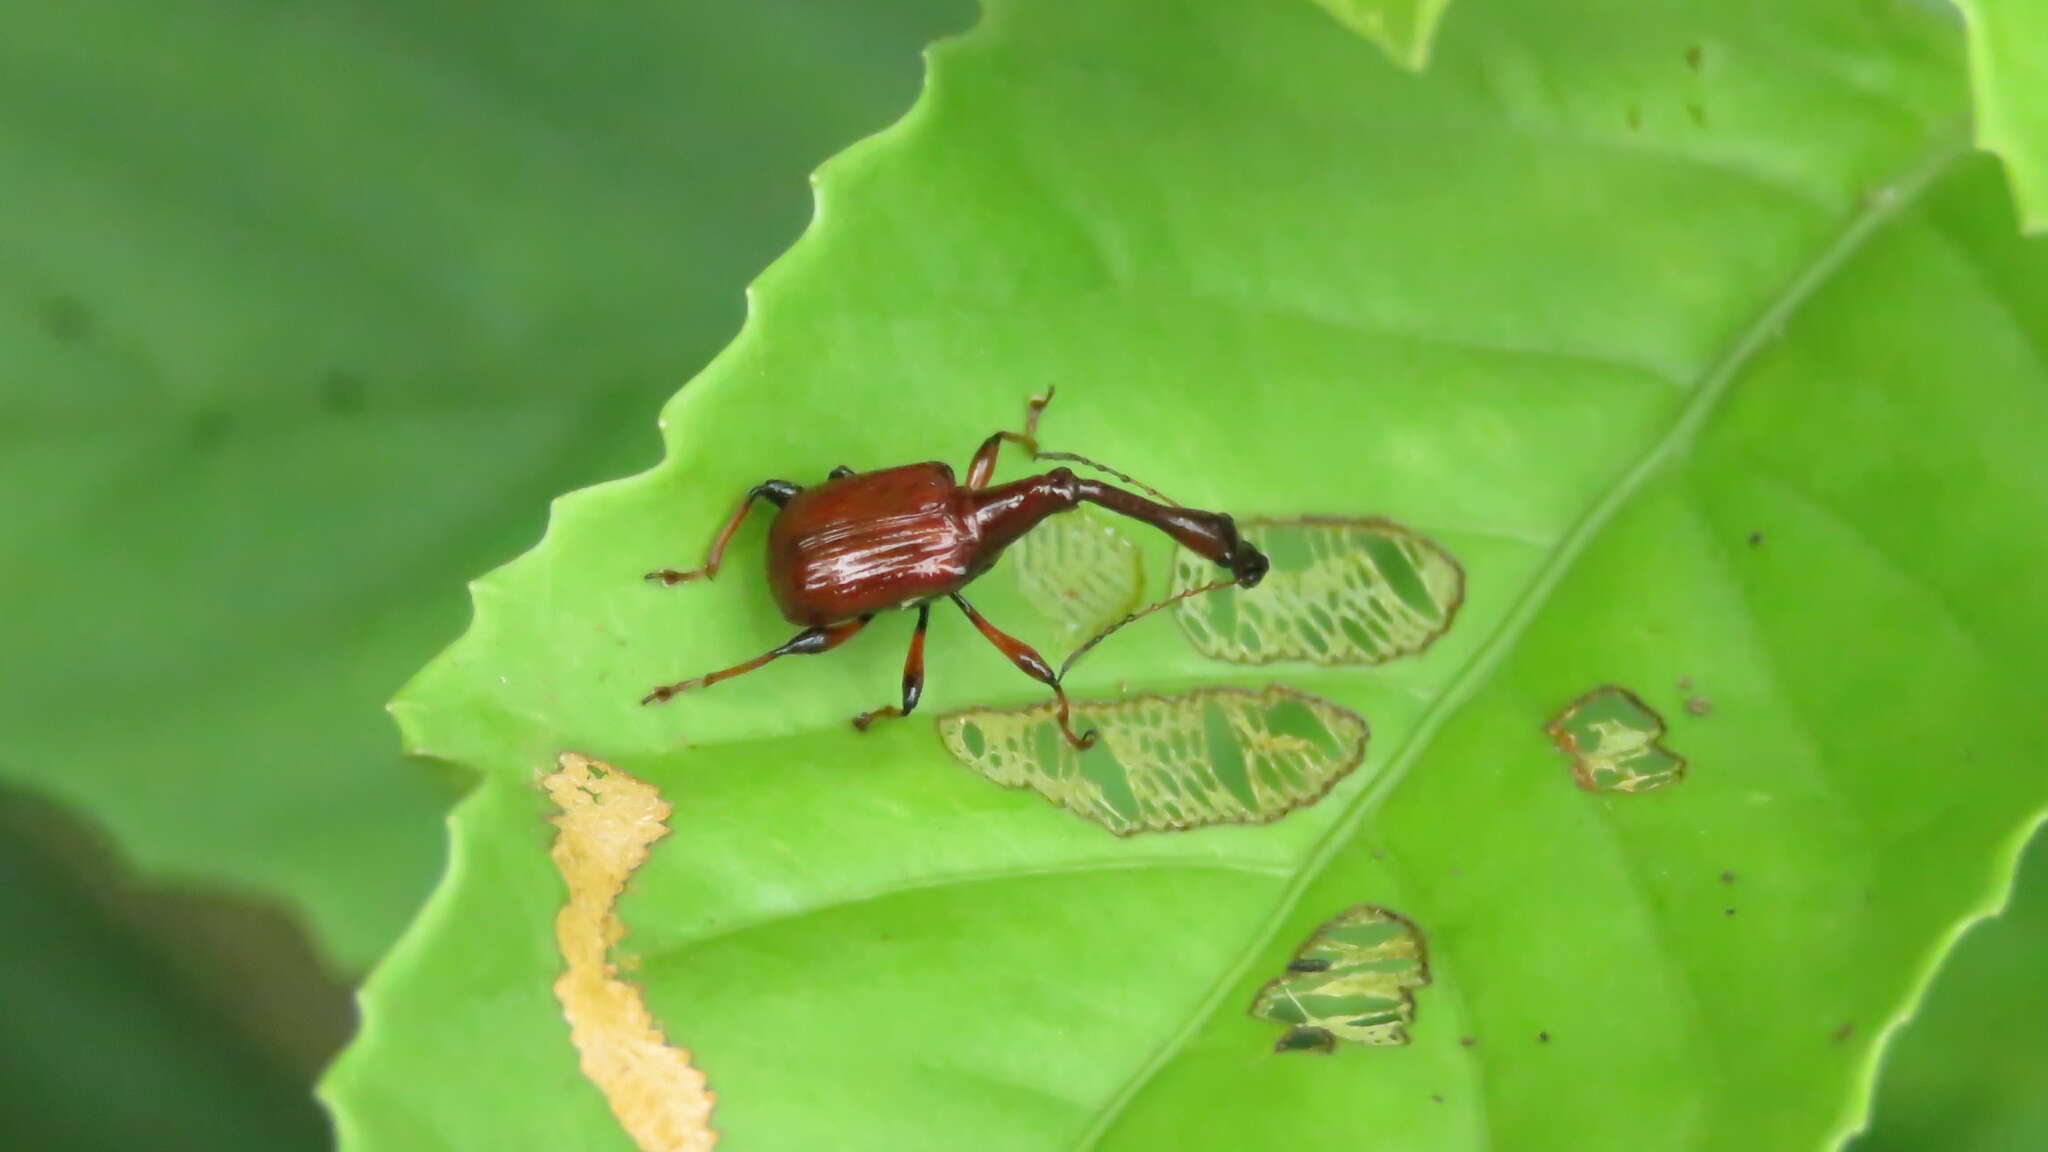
853;601;930;731
964;387;1057;489
829;465;856;480
949;592;1096;749
642;614;872;705
647;479;800;585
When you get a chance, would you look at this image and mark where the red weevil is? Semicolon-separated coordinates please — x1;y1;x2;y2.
642;391;1268;747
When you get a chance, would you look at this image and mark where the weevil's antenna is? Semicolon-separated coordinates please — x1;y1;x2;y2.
1057;576;1234;681
1035;450;1184;508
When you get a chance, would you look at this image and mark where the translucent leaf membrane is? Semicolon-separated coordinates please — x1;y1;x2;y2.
1249;904;1430;1051
937;686;1369;835
1546;685;1687;794
1011;510;1146;645
1172;517;1464;667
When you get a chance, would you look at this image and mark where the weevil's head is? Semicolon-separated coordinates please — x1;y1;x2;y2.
1216;519;1268;589
1231;544;1270;589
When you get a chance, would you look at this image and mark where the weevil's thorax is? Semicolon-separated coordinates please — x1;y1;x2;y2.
767;462;980;626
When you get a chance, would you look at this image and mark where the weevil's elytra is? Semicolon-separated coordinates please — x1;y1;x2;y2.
642;391;1269;748
768;462;976;625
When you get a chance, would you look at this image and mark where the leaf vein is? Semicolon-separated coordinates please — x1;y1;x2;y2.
1070;128;1970;1151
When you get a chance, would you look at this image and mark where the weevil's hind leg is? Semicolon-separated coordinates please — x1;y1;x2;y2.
643;614;872;705
949;592;1096;749
646;479;801;585
828;465;856;480
964;387;1057;489
853;601;930;731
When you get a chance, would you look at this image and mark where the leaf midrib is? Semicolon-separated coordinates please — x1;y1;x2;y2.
1069;128;1972;1150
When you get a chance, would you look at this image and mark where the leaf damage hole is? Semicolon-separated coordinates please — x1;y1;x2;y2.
1010;508;1146;645
1171;517;1463;666
1250;905;1429;1052
545;752;716;1152
936;684;1368;835
1546;685;1687;793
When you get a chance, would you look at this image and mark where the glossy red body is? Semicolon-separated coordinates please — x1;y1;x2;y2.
642;391;1268;751
767;462;985;626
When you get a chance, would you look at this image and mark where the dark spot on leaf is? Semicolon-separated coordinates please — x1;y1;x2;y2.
1685;44;1703;72
1431;1093;1444;1104
1685;695;1712;717
1747;531;1764;547
39;295;94;344
1538;1031;1551;1044
1459;1036;1476;1047
1676;675;1693;691
1273;1026;1336;1055
1721;870;1737;885
1723;907;1737;916
189;408;236;447
319;371;368;415
1832;1021;1855;1044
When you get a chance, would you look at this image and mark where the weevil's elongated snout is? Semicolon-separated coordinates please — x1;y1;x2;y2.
1057;472;1267;589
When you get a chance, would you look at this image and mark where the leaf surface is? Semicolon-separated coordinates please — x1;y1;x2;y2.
0;0;968;967
1303;0;1451;70
1959;0;2048;232
328;0;2048;1148
1856;824;2048;1151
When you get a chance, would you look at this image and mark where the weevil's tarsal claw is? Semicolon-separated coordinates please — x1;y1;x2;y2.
1051;701;1097;750
1024;387;1055;449
641;678;704;705
851;706;905;732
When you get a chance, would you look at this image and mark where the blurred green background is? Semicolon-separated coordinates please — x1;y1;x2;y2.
0;0;967;1145
0;1;2038;1148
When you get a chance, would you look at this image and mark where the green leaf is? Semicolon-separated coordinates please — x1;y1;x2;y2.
1304;0;1452;70
0;0;969;968
328;0;2048;1148
1958;0;2048;232
1856;823;2048;1151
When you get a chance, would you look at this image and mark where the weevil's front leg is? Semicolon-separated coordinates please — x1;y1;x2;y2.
949;592;1096;749
853;602;930;731
642;614;871;705
646;479;801;585
964;388;1056;489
